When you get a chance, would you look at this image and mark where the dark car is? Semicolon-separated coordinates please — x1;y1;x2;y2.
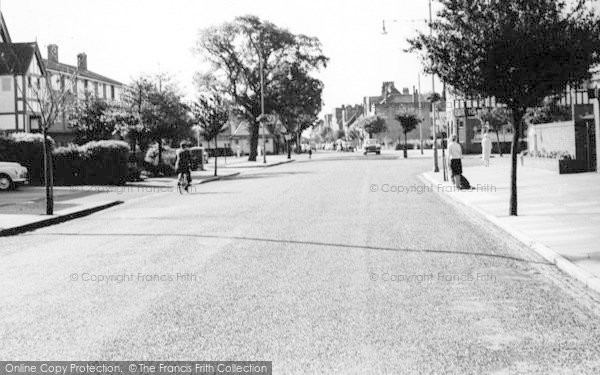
362;139;381;155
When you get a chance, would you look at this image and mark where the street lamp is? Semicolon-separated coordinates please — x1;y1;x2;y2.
259;52;267;164
429;0;439;173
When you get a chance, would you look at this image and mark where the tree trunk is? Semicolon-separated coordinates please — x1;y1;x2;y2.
403;130;408;158
495;130;503;157
248;121;259;161
214;138;218;177
509;108;524;216
42;127;54;215
157;139;163;166
287;139;291;159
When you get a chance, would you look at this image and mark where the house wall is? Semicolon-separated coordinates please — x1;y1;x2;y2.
527;121;576;156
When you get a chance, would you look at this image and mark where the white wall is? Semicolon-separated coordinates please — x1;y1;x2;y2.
0;76;15;113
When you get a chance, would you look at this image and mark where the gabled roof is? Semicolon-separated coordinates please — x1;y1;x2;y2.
0;43;45;76
0;12;12;43
43;59;123;86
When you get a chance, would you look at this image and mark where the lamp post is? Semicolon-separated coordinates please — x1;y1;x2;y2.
429;0;439;173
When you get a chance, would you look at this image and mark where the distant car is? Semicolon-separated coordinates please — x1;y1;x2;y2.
362;139;381;155
0;161;28;191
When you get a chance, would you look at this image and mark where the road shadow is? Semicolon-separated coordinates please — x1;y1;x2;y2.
29;232;550;265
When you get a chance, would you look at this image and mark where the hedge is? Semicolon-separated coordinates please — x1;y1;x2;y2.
54;140;130;185
0;132;54;185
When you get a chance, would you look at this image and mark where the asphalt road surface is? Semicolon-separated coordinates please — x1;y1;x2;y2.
1;152;600;374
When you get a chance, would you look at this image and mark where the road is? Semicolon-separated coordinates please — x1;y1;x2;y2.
1;151;600;374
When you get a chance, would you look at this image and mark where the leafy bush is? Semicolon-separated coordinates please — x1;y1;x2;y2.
144;144;177;176
0;132;54;185
527;149;573;160
53;140;130;185
53;145;84;185
525;102;572;125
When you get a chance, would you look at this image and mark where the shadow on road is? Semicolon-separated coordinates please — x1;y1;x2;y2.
28;231;550;265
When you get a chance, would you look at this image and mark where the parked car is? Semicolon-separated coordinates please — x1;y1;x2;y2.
0;161;28;191
362;139;381;155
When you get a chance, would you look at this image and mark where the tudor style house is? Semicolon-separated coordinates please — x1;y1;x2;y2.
0;12;47;134
43;44;125;144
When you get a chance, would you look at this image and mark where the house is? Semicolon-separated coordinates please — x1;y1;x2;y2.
361;81;432;145
195;118;277;156
0;11;47;134
43;44;124;144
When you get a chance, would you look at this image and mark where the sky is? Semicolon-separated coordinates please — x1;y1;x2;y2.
1;0;442;115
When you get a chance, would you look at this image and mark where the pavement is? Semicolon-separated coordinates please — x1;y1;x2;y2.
0;166;247;236
1;151;600;373
422;155;600;294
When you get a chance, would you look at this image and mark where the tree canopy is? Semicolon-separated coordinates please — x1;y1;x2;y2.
194;15;328;161
408;0;600;215
358;115;387;138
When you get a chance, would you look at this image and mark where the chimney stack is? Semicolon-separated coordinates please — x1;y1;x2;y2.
47;44;59;63
77;53;87;71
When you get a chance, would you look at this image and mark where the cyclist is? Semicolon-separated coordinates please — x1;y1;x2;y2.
175;141;192;191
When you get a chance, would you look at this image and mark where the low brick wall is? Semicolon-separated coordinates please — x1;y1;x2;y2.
527;120;576;155
521;156;591;174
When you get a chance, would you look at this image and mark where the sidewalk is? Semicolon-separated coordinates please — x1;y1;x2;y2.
422;157;600;294
0;167;245;236
126;169;241;188
209;154;295;169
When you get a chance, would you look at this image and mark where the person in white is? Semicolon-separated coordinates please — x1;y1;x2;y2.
447;134;463;189
481;131;492;167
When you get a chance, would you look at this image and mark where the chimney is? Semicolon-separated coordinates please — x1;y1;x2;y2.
402;87;410;95
77;53;87;71
47;44;59;63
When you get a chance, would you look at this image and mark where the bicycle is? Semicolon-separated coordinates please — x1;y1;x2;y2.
177;172;190;194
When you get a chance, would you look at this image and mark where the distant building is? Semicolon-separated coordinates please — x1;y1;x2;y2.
195;117;277;156
43;44;124;144
361;81;433;145
0;12;47;134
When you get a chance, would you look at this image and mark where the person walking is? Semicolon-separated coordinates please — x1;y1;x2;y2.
447;134;463;189
481;131;492;167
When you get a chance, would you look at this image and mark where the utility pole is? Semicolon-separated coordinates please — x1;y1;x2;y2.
429;0;439;173
259;49;266;164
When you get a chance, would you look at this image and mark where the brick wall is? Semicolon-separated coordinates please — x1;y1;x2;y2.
527;120;576;156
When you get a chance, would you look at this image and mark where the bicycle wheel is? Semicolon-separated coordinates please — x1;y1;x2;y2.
177;175;185;195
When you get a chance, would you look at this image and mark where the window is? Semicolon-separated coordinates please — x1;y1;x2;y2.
60;76;65;91
84;80;88;90
111;85;115;100
94;82;99;96
103;84;107;99
1;77;12;91
27;76;32;87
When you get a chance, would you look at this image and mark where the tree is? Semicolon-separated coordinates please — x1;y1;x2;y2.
358;115;387;138
320;127;334;143
68;94;112;144
194;15;328;161
408;0;600;216
139;78;191;171
192;95;230;176
480;108;510;156
122;76;156;152
20;69;77;215
335;129;346;140
269;63;324;158
395;112;421;158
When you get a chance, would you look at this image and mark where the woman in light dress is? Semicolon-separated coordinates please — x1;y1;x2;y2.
481;131;492;167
